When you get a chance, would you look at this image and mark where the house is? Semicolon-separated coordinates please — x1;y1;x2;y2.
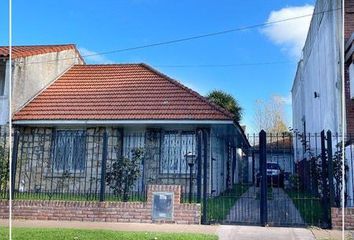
0;45;84;197
0;44;84;126
9;48;250;202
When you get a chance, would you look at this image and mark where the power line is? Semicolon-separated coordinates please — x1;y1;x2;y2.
17;7;340;65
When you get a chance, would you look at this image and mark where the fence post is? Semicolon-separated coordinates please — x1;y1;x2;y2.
10;128;19;200
320;130;330;227
259;130;267;226
326;130;335;208
201;129;208;224
252;150;255;184
232;147;237;185
99;130;108;202
197;129;202;203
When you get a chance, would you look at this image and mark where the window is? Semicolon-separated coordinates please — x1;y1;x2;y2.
0;63;5;96
349;63;354;100
123;131;145;158
160;131;196;174
53;130;86;172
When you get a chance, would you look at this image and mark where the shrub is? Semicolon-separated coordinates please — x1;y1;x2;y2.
106;148;144;201
0;145;9;192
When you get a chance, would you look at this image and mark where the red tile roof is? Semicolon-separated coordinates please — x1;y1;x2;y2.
13;64;234;121
0;44;78;59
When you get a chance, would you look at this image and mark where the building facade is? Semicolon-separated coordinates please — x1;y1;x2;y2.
292;0;354;207
0;45;84;126
292;0;342;136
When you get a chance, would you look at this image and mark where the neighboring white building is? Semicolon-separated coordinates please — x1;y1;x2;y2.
292;0;342;136
0;44;84;126
292;0;354;207
291;0;343;172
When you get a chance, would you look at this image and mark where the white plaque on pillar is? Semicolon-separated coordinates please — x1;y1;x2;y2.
152;192;173;220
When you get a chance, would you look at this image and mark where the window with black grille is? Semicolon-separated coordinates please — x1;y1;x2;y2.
0;63;6;96
53;130;87;172
160;131;196;174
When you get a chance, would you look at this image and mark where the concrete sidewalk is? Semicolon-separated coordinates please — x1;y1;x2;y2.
217;225;315;240
0;219;352;240
311;228;353;240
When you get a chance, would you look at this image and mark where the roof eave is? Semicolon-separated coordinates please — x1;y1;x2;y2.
12;119;234;126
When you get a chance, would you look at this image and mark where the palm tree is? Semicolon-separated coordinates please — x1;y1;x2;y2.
206;90;242;123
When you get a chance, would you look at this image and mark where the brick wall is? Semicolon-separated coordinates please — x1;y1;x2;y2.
345;0;354;40
345;0;354;135
0;185;201;224
0;201;8;219
331;208;354;230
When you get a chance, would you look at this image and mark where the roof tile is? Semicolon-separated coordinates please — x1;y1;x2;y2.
0;44;77;59
13;64;233;121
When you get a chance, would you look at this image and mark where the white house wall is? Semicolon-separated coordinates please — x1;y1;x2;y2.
291;0;353;206
292;0;342;135
210;135;226;196
11;49;83;113
292;61;304;134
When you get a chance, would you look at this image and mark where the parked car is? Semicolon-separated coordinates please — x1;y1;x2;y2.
256;162;284;188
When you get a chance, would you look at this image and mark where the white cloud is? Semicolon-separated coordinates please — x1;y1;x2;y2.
262;5;314;58
78;47;114;64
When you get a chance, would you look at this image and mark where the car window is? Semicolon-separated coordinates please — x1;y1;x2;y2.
267;163;280;170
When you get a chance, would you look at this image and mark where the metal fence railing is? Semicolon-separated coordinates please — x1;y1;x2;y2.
12;128;211;203
10;127;353;227
207;130;349;228
344;135;354;208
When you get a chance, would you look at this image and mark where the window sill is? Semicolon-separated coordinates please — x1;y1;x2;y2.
158;173;197;179
44;173;86;178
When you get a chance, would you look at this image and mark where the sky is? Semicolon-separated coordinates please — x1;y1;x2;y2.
2;0;315;133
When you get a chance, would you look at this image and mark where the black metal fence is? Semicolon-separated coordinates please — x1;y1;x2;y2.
10;127;353;228
0;126;9;199
254;130;347;227
11;128;210;203
206;130;349;228
344;134;354;208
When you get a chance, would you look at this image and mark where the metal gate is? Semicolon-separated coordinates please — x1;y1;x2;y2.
205;130;340;228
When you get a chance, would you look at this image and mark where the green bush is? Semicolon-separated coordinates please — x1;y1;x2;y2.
0;145;9;193
106;148;144;202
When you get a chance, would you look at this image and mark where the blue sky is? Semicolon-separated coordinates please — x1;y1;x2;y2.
4;0;315;133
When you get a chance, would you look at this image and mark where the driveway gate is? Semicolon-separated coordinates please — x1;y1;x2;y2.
205;130;340;228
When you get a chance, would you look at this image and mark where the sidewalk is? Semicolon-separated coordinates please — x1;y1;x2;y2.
311;228;353;240
0;219;352;240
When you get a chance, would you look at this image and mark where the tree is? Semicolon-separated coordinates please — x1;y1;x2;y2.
253;95;289;133
106;148;144;202
0;145;8;193
206;90;243;123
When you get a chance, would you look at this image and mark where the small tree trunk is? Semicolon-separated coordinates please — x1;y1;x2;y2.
123;181;129;202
